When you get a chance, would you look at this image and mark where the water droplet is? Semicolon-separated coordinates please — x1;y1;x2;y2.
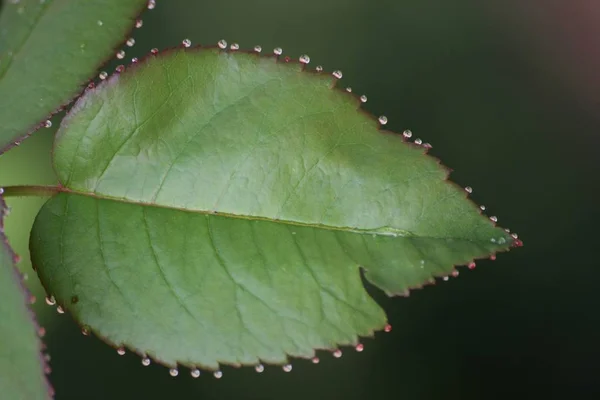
213;370;223;379
56;305;64;314
451;270;460;277
491;238;497;243
97;20;103;27
126;38;135;47
299;54;310;64
490;254;497;261
135;19;143;28
490;216;498;223
99;71;108;80
150;48;159;55
282;364;292;372
332;70;343;79
513;239;524;247
169;368;178;377
423;143;432;149
511;233;518;239
45;296;55;306
182;39;191;48
191;368;201;378
131;57;138;63
218;40;228;49
505;228;511;233
403;130;412;138
38;327;46;337
117;347;125;356
141;357;151;366
468;262;476;269
255;364;264;373
116;50;125;59
480;205;486;211
414;138;423;145
44;354;51;362
360;95;367;103
115;65;125;73
311;357;320;364
345;87;352;92
443;276;450;281
230;43;240;50
378;116;388;125
355;344;364;352
384;324;392;332
332;349;342;358
315;65;323;72
254;45;262;53
284;56;291;63
147;0;156;9
81;326;89;336
273;47;283;55
464;186;473;194
44;120;52;128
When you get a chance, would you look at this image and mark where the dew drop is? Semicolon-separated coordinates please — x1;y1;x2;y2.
505;228;511;233
490;216;498;223
99;71;108;80
403;130;412;138
378;116;388;125
97;20;103;27
480;205;486;211
147;0;156;10
182;38;191;48
218;39;228;49
299;54;310;64
44;120;52;128
38;327;46;337
169;368;178;377
213;370;223;379
135;19;143;28
315;65;323;72
255;364;264;373
423;143;432;149
332;70;343;79
333;349;342;358
384;324;392;332
44;354;51;362
141;357;151;366
56;305;64;314
273;47;283;55
355;344;364;352
490;254;497;261
116;50;125;59
360;95;367;103
451;270;460;277
191;368;201;378
490;238;497;243
115;65;125;73
511;233;518;239
131;57;138;63
254;45;262;53
150;48;159;55
345;87;352;92
282;364;292;372
311;357;320;364
464;186;473;194
468;262;476;269
45;296;56;306
81;326;90;336
414;138;422;145
126;38;135;47
117;347;125;356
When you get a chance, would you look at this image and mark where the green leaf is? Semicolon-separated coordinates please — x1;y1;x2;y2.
0;193;51;399
30;48;520;370
0;0;149;153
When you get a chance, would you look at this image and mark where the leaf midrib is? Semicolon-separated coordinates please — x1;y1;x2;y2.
0;0;53;81
53;186;501;244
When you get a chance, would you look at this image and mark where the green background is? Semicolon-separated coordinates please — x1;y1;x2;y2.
0;0;596;398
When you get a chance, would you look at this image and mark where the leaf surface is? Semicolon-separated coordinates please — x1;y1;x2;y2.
0;0;148;153
31;48;519;370
0;193;51;399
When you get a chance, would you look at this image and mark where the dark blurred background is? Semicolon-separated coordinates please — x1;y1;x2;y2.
1;0;598;399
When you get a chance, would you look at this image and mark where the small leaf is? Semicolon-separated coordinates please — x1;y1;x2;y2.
31;48;520;370
0;193;52;399
0;0;149;153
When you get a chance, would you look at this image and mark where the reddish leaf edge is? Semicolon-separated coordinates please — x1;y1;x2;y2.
0;191;54;398
30;41;523;376
0;1;152;156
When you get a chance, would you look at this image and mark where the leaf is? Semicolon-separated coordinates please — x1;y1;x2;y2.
0;192;52;399
0;0;149;153
30;48;521;370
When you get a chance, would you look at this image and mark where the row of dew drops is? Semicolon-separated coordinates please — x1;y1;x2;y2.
27;0;521;379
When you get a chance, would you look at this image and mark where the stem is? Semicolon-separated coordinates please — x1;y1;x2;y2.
0;185;62;197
